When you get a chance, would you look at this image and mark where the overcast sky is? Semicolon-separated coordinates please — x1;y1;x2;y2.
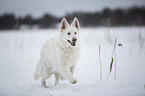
0;0;145;18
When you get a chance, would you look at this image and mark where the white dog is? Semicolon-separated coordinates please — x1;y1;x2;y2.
34;17;80;87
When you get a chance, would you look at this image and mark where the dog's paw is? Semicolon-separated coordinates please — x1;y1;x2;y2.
71;79;77;84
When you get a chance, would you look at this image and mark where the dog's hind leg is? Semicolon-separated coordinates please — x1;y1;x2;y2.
54;73;60;85
61;76;65;81
41;77;48;88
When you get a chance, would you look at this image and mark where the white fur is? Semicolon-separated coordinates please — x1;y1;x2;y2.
34;17;80;87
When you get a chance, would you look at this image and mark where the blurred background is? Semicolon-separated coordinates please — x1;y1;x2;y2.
0;0;145;29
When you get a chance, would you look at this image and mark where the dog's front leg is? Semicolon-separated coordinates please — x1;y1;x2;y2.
70;65;75;75
60;67;77;84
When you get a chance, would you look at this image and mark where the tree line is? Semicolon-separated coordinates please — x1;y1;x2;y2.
0;6;145;29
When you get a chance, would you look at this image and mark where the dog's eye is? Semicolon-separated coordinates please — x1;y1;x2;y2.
74;32;77;34
67;32;71;35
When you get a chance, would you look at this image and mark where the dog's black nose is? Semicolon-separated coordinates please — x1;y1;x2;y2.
72;38;77;42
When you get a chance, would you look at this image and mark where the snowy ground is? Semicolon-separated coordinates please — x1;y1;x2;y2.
0;27;145;96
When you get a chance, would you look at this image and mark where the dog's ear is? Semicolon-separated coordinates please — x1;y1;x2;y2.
60;18;69;30
71;17;80;30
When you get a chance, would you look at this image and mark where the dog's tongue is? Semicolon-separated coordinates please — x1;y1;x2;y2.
68;40;76;46
70;41;76;46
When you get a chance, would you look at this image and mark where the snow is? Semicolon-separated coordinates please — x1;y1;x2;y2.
0;27;145;96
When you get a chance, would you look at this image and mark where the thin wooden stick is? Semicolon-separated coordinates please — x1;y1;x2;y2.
107;38;117;81
114;39;117;81
99;45;102;80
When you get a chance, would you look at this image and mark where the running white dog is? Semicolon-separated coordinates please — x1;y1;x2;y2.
34;17;80;87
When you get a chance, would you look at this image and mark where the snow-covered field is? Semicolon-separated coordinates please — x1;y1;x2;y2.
0;27;145;96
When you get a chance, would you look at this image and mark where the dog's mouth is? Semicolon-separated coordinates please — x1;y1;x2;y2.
67;40;76;46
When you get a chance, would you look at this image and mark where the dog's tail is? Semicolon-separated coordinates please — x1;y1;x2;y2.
34;61;41;81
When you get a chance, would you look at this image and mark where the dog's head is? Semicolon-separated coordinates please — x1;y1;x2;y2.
59;17;80;47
